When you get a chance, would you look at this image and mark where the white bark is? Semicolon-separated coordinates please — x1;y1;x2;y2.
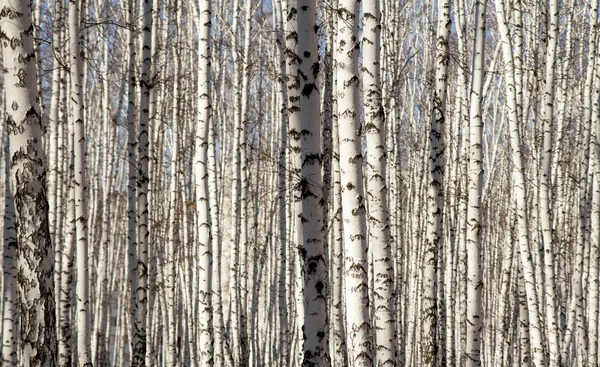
337;0;372;364
208;66;224;367
588;162;600;367
563;2;598;362
228;0;243;361
68;0;92;364
587;27;600;365
125;0;138;362
421;0;450;361
196;0;214;363
274;0;290;362
297;0;328;364
1;0;57;364
166;7;181;364
362;0;396;364
465;0;486;365
539;0;560;363
330;42;347;364
286;1;305;363
59;173;76;366
2;138;17;366
135;0;153;364
495;0;546;364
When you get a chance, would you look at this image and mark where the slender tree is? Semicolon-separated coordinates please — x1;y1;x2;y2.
68;0;93;364
362;0;396;364
297;0;328;364
125;0;139;363
196;0;214;362
539;0;561;363
494;0;546;364
465;0;486;365
421;0;451;360
336;0;372;364
134;0;154;364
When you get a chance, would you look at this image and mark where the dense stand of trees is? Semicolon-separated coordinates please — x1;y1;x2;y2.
1;0;600;365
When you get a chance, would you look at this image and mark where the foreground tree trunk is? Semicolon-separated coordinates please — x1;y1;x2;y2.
362;0;396;364
68;0;92;364
336;0;372;364
297;0;328;364
135;0;154;365
1;0;57;364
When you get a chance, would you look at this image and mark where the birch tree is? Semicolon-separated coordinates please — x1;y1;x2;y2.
539;0;560;363
2;137;17;366
362;0;396;364
336;0;372;364
465;0;486;365
133;0;153;364
297;0;328;364
125;0;139;363
68;0;93;364
421;0;450;360
195;0;214;363
274;0;290;363
494;0;546;364
1;0;57;364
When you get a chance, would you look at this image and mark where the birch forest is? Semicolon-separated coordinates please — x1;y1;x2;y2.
2;0;600;364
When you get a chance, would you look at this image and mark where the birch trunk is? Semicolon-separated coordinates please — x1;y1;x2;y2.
587;29;600;365
166;7;181;363
135;0;153;364
297;0;328;363
331;55;347;365
337;0;372;364
563;1;598;362
196;0;214;362
125;0;138;362
2;0;58;364
362;0;396;364
495;0;546;364
539;0;560;363
421;0;451;361
588;156;600;367
208;64;224;367
274;0;290;362
59;172;76;366
286;1;305;363
2;138;17;366
465;0;486;365
68;0;93;363
228;0;243;360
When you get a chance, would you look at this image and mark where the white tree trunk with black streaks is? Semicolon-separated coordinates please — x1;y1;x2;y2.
495;0;546;364
1;0;57;364
421;0;450;361
195;0;214;363
297;0;328;364
2;138;17;366
68;0;92;364
362;0;396;364
466;0;485;365
336;0;372;365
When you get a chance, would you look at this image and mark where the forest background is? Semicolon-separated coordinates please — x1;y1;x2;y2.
0;0;599;365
